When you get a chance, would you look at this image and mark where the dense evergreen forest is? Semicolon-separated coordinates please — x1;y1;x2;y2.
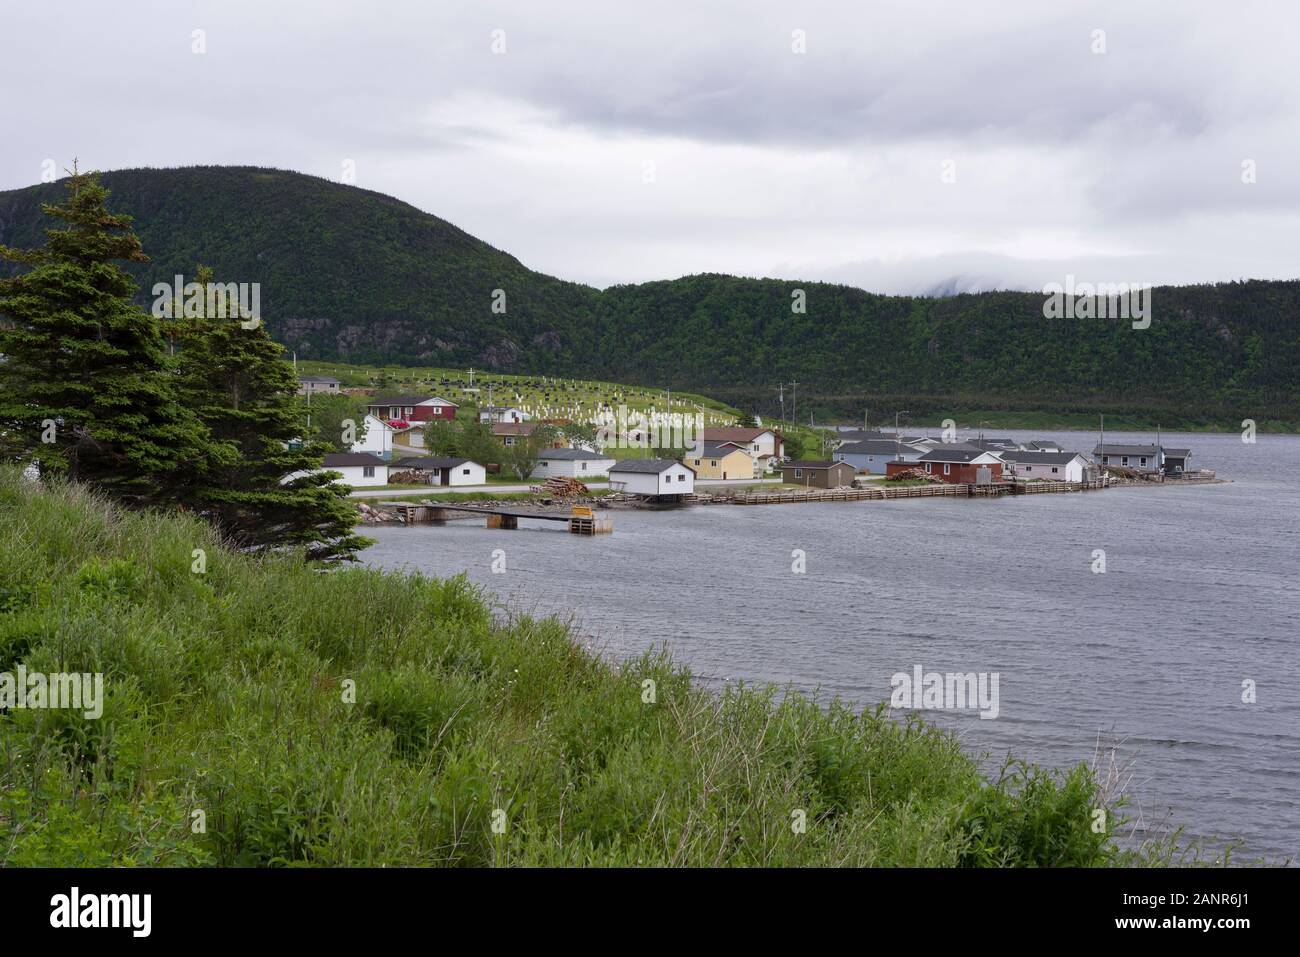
2;166;1296;427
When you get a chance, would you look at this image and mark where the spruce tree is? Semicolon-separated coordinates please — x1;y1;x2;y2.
174;268;370;562
0;169;214;507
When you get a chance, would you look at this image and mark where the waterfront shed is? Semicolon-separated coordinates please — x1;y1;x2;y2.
781;460;858;488
608;459;695;497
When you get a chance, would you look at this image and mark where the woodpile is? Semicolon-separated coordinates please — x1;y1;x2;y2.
530;476;589;498
388;469;429;485
885;467;944;483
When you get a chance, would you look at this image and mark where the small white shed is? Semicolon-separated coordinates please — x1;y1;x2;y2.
608;459;695;496
320;452;389;487
393;457;486;487
530;448;617;479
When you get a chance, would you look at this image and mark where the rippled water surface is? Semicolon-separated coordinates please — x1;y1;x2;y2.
361;429;1300;862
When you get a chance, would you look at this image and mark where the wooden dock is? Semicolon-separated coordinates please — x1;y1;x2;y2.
379;502;612;534
711;478;1108;506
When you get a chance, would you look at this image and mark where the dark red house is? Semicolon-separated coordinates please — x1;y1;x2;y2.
888;446;1005;484
366;395;459;424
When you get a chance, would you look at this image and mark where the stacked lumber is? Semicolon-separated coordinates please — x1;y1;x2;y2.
885;467;944;483
388;469;429;485
530;476;589;497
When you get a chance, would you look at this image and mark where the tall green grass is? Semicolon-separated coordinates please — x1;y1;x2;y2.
0;468;1170;866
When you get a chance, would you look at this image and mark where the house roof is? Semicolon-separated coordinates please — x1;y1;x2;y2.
836;429;890;442
970;438;1019;451
491;422;535;436
838;439;916;456
322;453;387;467
538;448;612;460
784;460;851;470
1094;444;1162;456
917;446;1002;464
1164;447;1191;457
1000;450;1086;465
393;456;476;470
299;375;340;384
609;458;692;474
369;395;459;407
701;427;777;443
698;441;749;457
1022;440;1063;451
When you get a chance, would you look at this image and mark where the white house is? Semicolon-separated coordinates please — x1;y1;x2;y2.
1001;450;1094;483
351;413;395;459
319;452;388;487
608;458;695;496
700;427;783;475
392;456;486;486
530;448;617;479
298;375;341;396
478;405;532;424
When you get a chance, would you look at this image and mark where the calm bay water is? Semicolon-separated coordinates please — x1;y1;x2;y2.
361;429;1300;862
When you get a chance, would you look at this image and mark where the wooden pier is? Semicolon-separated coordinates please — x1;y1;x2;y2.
379;502;611;534
711;478;1108;506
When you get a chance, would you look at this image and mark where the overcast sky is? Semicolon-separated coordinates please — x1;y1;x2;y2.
3;0;1297;293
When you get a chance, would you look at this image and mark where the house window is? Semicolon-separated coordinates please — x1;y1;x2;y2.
462;468;470;475
1122;456;1129;466
943;463;951;475
505;437;515;446
539;460;547;467
581;463;588;470
389;407;399;418
925;463;932;472
432;406;442;414
404;407;414;416
1140;457;1148;466
363;466;375;478
710;460;718;467
1051;467;1059;473
794;469;803;477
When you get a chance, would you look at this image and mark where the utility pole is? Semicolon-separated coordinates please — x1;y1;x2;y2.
895;410;910;460
790;380;799;422
777;382;786;425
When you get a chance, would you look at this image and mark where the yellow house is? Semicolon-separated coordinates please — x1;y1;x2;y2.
687;442;754;480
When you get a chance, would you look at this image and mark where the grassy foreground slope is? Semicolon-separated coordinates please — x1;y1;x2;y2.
1;469;1155;867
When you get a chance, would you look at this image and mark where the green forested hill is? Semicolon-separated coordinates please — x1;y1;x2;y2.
0;166;598;371
1;166;1296;426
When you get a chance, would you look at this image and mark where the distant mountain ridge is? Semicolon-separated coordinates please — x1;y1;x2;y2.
1;166;1297;425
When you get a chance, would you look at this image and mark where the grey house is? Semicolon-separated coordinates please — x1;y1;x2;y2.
834;439;922;474
1094;443;1160;470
